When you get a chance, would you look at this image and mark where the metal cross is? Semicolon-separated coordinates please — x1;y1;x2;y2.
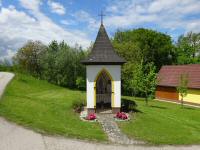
99;11;105;24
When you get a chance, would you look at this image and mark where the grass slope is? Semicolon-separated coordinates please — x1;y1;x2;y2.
0;73;107;141
119;96;200;145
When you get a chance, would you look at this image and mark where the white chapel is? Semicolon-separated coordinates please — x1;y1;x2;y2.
81;22;126;113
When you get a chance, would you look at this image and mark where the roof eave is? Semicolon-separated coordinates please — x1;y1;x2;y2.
157;84;200;90
81;61;126;65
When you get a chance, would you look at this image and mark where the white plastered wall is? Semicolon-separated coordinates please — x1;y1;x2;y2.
86;65;121;108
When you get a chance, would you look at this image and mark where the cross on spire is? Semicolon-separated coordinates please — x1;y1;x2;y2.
99;11;105;24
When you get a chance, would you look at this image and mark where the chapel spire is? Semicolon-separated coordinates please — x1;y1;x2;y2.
99;10;105;25
81;14;126;65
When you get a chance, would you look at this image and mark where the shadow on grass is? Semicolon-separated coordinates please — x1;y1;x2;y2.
150;105;167;109
121;98;143;113
182;106;195;110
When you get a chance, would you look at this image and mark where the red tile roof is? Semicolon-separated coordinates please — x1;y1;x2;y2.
157;64;200;89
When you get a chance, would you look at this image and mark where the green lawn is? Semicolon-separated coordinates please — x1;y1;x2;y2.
1;73;200;145
0;73;107;141
119;96;200;145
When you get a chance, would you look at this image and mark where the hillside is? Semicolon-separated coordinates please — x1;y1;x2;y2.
0;73;106;141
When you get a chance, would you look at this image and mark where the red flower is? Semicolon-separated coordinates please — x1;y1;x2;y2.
121;114;128;120
115;112;128;120
86;113;96;120
116;112;122;118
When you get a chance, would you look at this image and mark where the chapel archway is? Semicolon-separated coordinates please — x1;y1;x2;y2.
95;70;113;112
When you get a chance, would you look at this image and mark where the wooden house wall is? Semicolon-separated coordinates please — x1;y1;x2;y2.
155;86;179;101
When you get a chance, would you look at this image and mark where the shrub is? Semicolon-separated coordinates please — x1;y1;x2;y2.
121;99;137;112
76;77;86;90
72;100;84;113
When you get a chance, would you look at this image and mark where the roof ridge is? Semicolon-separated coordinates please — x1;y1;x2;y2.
162;64;200;67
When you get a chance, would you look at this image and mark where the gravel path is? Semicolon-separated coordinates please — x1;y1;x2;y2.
97;113;144;145
0;72;200;150
0;72;14;98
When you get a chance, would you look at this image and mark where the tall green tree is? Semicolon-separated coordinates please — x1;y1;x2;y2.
112;28;175;70
14;40;88;89
41;41;87;88
14;40;47;77
112;28;174;95
176;32;200;64
122;62;136;96
131;61;157;105
42;40;59;83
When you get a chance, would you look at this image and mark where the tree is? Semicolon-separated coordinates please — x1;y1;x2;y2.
131;61;157;105
41;41;87;88
112;28;174;96
176;32;200;64
129;62;143;97
121;62;136;96
14;40;88;89
176;74;188;107
112;28;175;70
14;40;47;77
0;59;12;71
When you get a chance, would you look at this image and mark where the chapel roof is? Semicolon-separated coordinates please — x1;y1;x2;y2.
81;23;126;65
157;64;200;89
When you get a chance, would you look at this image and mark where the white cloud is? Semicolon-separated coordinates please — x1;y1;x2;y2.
185;20;200;33
148;0;176;13
0;3;91;60
73;10;98;29
104;0;200;33
60;19;76;26
0;49;15;61
19;0;41;11
48;0;65;15
1;0;200;60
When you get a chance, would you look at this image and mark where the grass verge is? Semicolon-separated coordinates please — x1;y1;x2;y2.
0;73;107;141
119;96;200;145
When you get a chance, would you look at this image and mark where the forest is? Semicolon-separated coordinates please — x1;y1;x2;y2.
1;28;200;97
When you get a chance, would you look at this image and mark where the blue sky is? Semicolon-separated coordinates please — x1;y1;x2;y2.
0;0;200;60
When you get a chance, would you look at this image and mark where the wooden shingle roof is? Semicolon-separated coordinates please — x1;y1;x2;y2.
81;24;126;65
157;64;200;89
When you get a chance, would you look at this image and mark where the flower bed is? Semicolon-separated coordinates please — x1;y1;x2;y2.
80;111;97;122
86;113;96;120
114;112;130;121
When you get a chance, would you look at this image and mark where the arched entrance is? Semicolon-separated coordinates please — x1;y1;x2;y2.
94;69;113;112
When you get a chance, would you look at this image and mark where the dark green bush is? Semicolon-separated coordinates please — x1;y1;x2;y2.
76;77;86;90
72;100;84;113
121;98;137;112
